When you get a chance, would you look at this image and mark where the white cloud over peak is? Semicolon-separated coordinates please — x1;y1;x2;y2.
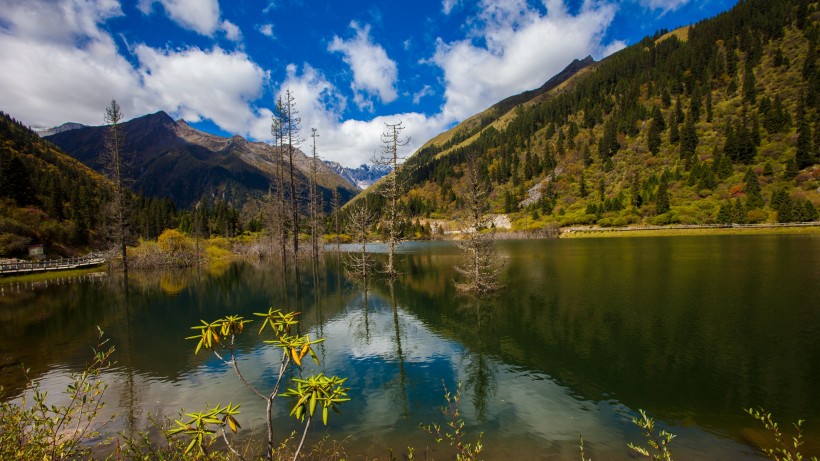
328;22;399;111
269;64;445;167
136;46;267;135
431;0;623;122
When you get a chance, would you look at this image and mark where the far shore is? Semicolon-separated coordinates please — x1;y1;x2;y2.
558;222;820;238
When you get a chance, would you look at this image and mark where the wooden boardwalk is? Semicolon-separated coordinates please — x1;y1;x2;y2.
0;256;107;276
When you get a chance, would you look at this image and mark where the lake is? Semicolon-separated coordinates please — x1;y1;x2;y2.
1;234;819;460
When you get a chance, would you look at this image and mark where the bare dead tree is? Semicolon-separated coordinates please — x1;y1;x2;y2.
308;128;323;265
271;97;289;268
345;202;375;290
454;152;503;295
331;188;341;252
102;99;130;278
375;121;409;279
283;89;301;258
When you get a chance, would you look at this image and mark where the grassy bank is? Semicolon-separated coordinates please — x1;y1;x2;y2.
560;223;820;238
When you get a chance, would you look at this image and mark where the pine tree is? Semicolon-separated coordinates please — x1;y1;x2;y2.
579;171;588;198
743;61;757;103
656;178;670;214
796;98;814;169
647;112;662;155
744;168;764;209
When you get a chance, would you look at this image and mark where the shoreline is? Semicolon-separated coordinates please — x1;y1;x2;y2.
558;222;820;238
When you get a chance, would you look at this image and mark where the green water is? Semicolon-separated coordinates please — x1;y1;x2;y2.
1;235;818;460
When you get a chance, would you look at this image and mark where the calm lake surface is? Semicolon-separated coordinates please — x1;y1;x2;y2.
1;235;819;460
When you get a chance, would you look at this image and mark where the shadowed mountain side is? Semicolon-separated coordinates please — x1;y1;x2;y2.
45;111;359;209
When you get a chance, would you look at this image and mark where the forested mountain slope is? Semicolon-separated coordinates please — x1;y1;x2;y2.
378;0;819;228
0;112;112;256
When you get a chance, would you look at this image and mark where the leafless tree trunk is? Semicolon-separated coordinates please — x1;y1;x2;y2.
375;121;409;279
283;89;301;259
271;97;289;268
308;128;322;266
454;152;503;295
103;99;129;279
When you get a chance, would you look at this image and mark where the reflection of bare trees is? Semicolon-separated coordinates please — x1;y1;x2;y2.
345;203;375;290
388;282;410;417
462;301;497;422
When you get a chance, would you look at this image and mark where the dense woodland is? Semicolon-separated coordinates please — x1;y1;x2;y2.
0;113;253;258
366;0;819;228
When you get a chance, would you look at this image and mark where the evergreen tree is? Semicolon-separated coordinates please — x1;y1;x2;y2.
680;112;698;160
717;201;733;223
784;156;799;179
579;171;588;198
744;168;764;209
656;178;670;214
598;118;620;159
668;112;680;144
743;61;757;103
796;99;814;169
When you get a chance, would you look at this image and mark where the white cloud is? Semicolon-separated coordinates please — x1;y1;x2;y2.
265;64;446;167
328;22;398;111
221;20;242;41
637;0;690;13
431;0;622;122
136;45;267;135
138;0;240;40
139;0;220;35
412;85;435;105
257;23;275;38
0;0;145;128
442;0;461;14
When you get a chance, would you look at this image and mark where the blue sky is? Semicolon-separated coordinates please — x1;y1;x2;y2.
0;0;737;167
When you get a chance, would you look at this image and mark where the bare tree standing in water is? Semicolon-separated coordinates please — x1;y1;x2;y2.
103;99;130;279
375;121;409;279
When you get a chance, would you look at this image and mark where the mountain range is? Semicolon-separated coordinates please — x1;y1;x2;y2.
323;161;392;190
44;111;360;210
363;0;819;227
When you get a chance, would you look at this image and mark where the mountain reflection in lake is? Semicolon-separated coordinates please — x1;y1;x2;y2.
1;235;818;460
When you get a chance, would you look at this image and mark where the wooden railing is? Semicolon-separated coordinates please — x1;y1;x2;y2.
0;256;107;276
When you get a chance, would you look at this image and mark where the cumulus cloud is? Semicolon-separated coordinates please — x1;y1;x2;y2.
0;0;145;128
328;22;398;111
257;23;275;38
138;0;241;40
266;64;446;167
431;0;623;122
221;20;242;41
136;45;268;135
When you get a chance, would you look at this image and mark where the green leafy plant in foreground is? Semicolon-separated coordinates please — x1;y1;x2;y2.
0;327;114;461
627;409;675;461
421;382;484;461
178;308;349;461
746;407;818;461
